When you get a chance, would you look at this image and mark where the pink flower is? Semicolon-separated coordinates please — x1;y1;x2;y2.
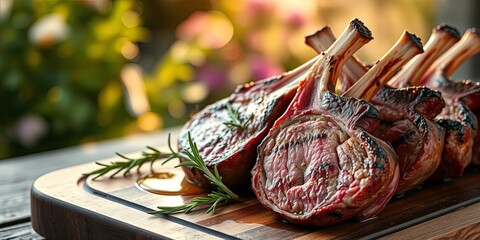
249;56;284;80
176;11;207;41
285;11;306;29
15;114;48;147
197;65;227;89
176;11;233;49
239;0;274;25
246;0;274;16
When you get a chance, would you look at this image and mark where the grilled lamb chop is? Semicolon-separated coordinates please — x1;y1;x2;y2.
306;27;445;194
252;21;422;226
440;29;480;168
418;28;480;178
369;88;445;193
177;36;326;190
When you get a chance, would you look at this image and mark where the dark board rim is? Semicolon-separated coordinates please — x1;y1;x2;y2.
30;178;171;240
82;175;242;240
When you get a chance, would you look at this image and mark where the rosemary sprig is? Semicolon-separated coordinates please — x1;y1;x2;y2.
83;132;239;214
151;132;239;214
84;147;174;180
152;190;231;214
223;103;253;129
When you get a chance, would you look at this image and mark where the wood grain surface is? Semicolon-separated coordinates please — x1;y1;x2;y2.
30;151;480;239
0;127;181;239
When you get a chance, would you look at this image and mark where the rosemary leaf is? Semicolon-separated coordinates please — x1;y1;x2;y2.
83;132;239;214
150;191;231;215
223;103;253;129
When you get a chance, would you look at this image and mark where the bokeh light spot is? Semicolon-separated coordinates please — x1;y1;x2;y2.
176;11;234;49
47;86;63;103
137;111;163;132
121;64;150;116
167;99;186;119
170;41;189;62
121;41;139;60
98;82;121;110
228;62;250;85
28;13;69;47
198;11;234;49
122;10;140;28
181;81;209;103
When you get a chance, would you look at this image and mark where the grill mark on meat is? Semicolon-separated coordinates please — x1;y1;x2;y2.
460;107;478;130
413;117;429;141
390;128;417;146
436;119;466;143
359;132;387;160
269;133;327;154
262;128;364;214
321;92;380;132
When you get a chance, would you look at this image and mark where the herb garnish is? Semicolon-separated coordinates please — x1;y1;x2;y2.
84;132;239;214
85;147;173;180
223;103;253;129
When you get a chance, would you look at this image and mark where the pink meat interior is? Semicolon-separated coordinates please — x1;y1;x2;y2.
262;115;377;215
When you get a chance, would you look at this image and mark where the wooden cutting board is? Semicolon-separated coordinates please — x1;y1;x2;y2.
30;149;480;240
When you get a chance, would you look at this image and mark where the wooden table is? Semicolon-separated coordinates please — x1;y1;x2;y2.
0;127;181;239
1;126;479;239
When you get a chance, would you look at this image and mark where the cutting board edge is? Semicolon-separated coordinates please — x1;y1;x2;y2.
29;162;230;240
30;182;169;239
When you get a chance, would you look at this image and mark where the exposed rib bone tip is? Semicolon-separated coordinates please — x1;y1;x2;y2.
406;31;424;52
305;26;331;42
436;24;461;38
466;27;479;35
351;18;373;39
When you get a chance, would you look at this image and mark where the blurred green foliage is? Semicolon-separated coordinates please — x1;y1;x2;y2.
0;0;148;158
0;0;435;160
